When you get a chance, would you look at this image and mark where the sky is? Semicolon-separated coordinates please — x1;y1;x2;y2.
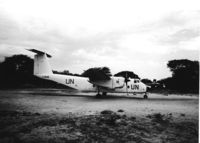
0;0;199;80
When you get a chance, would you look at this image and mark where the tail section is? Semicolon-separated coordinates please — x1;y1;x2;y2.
27;49;53;75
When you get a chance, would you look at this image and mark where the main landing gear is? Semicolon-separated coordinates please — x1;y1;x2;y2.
96;92;107;98
143;93;148;99
96;87;107;98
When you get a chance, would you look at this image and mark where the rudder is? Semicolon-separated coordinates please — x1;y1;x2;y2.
34;54;53;75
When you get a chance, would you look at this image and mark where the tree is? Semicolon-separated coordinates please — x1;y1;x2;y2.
167;59;199;78
0;54;70;88
166;59;199;93
0;55;33;74
114;71;140;79
141;79;152;84
0;55;34;87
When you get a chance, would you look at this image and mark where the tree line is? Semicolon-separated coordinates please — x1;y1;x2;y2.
159;59;199;93
0;54;199;93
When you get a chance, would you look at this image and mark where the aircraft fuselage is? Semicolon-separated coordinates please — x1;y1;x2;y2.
37;74;146;93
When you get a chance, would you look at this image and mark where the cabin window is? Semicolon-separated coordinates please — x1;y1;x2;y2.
134;79;140;83
116;79;119;84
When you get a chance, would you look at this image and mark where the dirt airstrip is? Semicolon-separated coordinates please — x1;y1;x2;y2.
0;89;198;143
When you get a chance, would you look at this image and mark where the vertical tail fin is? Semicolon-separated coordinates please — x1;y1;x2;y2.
27;49;53;75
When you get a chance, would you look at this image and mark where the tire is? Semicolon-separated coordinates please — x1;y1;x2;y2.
102;92;107;96
144;94;148;99
96;93;101;98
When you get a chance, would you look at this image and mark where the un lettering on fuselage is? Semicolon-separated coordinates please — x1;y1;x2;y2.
131;85;139;90
66;78;74;84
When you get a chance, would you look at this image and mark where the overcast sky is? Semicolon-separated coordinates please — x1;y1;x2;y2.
0;0;199;80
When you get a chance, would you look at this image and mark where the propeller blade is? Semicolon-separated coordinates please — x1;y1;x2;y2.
125;71;128;96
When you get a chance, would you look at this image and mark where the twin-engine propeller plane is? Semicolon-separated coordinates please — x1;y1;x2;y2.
28;49;149;99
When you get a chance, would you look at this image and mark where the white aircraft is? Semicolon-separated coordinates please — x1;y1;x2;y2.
28;49;149;98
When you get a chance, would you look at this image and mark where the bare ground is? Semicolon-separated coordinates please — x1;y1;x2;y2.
0;89;198;143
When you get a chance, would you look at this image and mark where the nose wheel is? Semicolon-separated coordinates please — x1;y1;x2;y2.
143;93;148;99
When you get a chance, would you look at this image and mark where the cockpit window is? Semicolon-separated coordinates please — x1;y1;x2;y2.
134;79;140;83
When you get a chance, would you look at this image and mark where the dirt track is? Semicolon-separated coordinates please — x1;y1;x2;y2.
0;89;198;143
0;89;198;118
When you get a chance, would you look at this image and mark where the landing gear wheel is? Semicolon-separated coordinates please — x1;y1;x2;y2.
102;92;107;96
96;93;101;98
96;86;101;98
143;94;148;99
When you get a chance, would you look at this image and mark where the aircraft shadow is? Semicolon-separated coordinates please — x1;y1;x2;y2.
28;92;144;100
27;91;197;101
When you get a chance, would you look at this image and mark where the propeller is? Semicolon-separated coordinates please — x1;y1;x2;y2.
124;72;130;96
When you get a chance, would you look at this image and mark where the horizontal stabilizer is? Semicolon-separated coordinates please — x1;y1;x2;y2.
27;49;52;58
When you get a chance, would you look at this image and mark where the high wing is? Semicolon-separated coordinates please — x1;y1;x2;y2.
87;69;111;81
89;76;125;89
86;69;112;89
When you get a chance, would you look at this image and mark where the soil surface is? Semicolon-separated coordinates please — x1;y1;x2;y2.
0;89;198;143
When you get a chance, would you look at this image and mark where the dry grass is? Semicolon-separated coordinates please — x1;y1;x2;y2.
0;110;198;143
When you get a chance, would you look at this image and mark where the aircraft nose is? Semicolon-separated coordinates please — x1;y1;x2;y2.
143;83;147;92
